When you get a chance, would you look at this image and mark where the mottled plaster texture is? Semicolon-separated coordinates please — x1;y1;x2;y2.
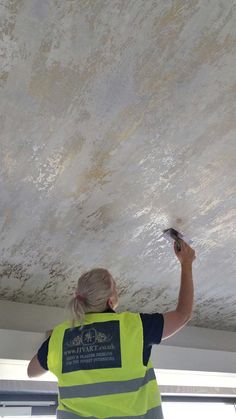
0;0;236;331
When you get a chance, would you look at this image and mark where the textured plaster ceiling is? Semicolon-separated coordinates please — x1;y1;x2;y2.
0;0;236;331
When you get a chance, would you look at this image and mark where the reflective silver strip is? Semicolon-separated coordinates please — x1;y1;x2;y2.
59;368;156;399
57;404;164;419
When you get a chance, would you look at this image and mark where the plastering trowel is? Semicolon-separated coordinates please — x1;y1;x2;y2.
162;228;193;251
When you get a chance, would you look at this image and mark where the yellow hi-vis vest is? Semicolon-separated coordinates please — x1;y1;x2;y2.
48;311;163;419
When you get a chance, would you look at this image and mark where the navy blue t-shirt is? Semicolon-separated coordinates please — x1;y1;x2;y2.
37;311;164;370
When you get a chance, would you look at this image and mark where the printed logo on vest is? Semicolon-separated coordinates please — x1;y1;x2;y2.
62;321;121;373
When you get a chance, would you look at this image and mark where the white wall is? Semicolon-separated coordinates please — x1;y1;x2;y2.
0;300;235;374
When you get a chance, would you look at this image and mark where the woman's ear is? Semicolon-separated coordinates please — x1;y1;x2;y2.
107;298;113;309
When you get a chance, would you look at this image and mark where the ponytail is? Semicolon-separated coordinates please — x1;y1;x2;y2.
68;294;86;326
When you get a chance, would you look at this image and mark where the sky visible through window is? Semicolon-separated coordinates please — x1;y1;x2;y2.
162;401;236;419
3;417;55;419
3;403;236;418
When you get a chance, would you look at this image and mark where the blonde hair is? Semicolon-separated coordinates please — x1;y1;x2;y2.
69;268;114;325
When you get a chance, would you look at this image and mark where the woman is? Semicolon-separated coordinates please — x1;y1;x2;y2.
28;240;196;419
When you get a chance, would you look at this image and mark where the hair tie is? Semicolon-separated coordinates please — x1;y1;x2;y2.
75;292;86;302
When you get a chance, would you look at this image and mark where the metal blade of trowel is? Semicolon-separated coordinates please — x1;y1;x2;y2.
162;228;193;251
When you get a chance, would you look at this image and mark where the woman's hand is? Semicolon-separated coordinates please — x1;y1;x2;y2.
174;240;196;265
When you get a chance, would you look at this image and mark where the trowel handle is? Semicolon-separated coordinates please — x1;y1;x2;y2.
175;239;181;252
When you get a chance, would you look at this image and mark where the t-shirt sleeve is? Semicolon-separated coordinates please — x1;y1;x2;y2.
37;337;50;370
140;313;164;346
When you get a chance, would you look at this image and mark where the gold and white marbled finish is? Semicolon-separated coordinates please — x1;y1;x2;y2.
0;0;236;331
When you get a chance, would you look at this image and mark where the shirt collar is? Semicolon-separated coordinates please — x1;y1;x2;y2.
104;308;115;313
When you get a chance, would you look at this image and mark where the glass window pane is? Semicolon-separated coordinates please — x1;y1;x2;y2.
162;401;236;419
